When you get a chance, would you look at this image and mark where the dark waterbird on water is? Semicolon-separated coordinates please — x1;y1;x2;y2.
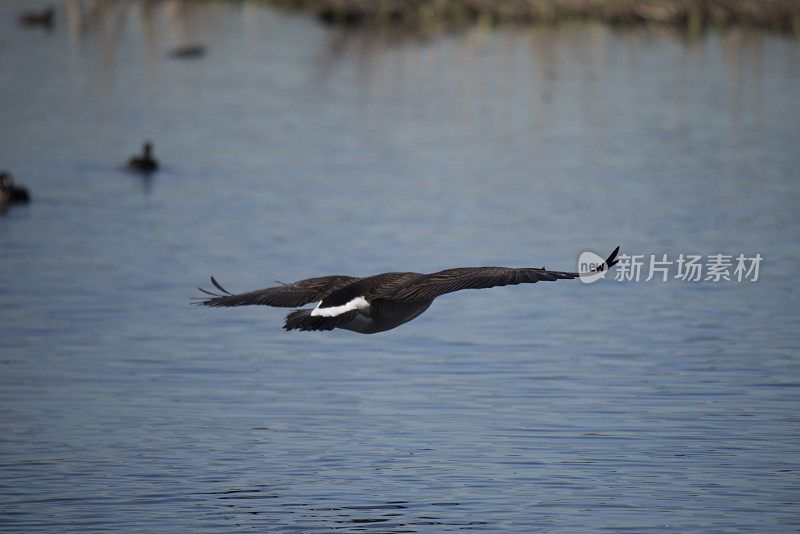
196;247;620;334
19;6;54;29
0;172;30;212
127;141;159;173
169;44;206;59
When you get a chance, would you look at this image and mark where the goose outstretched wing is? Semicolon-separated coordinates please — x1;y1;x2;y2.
378;247;620;302
196;275;359;308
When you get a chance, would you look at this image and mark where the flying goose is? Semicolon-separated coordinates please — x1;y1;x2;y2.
196;247;619;334
127;141;159;173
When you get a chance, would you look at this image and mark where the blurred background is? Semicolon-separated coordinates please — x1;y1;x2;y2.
1;0;799;531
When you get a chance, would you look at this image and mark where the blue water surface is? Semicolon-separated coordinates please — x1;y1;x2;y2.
1;1;799;531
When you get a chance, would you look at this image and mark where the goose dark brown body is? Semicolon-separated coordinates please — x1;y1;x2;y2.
196;247;620;334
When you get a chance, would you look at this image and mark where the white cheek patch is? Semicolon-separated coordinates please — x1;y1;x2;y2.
311;296;370;317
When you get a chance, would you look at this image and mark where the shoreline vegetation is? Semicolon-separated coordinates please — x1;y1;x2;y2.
266;0;799;34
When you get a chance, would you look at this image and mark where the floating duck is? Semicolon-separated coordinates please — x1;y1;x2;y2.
0;171;30;205
197;247;620;334
169;44;206;59
19;7;54;29
127;141;159;173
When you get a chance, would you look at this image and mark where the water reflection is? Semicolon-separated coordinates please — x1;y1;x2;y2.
63;0;222;85
315;23;787;182
58;0;792;109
